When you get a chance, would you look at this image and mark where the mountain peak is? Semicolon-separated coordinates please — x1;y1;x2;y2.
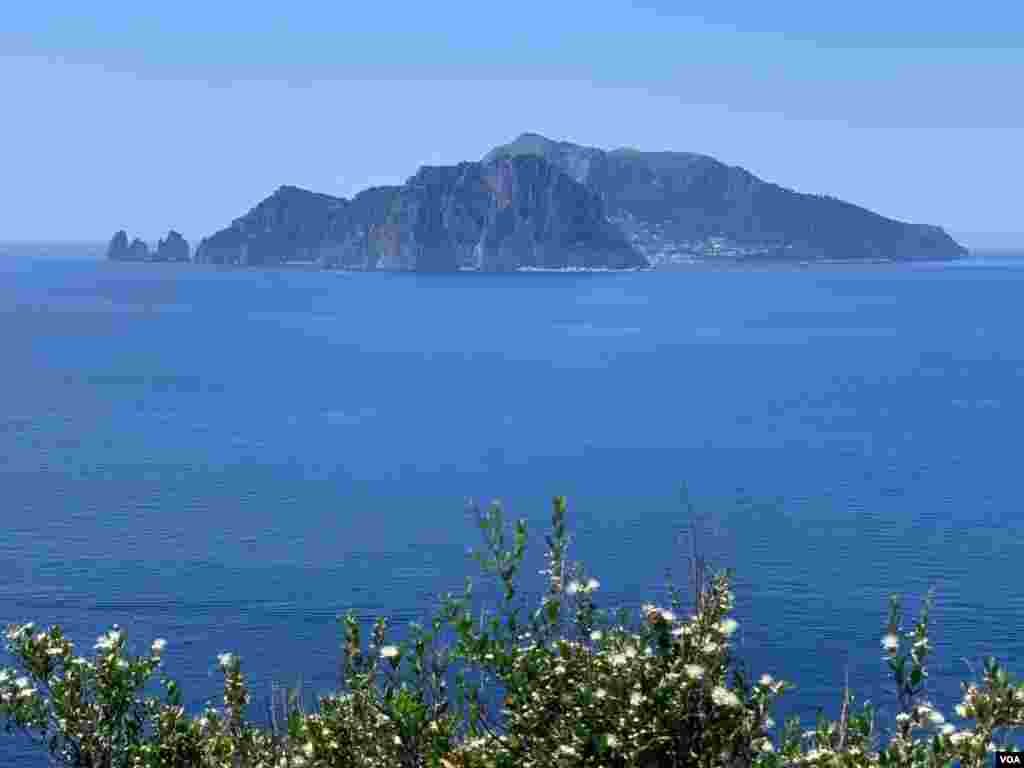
514;131;558;143
484;132;569;162
481;134;603;182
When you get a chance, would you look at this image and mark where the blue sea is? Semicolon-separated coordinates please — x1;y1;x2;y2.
3;245;1024;763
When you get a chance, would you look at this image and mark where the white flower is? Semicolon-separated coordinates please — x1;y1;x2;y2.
606;734;619;749
7;622;34;640
684;664;704;680
590;630;603;642
380;645;399;659
718;618;739;636
624;646;637;659
217;652;234;669
711;686;741;708
558;744;577;756
630;691;644;706
151;639;167;655
595;688;607;699
94;630;122;652
881;633;899;652
896;712;911;724
566;581;580;595
554;664;566;675
610;653;627;667
759;674;775;687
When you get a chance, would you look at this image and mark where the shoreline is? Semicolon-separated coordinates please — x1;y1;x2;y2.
90;257;976;273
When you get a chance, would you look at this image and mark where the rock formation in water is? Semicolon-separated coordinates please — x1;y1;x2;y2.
195;156;643;271
107;230;191;262
127;238;150;261
484;133;968;262
106;230;131;261
155;230;190;262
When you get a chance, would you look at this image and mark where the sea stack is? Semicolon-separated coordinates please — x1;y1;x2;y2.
127;238;150;261
108;230;189;261
155;230;190;262
106;230;131;261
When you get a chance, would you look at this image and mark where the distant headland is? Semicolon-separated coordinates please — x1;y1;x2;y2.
107;133;969;271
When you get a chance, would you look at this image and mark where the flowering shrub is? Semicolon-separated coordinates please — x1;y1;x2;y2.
3;495;1024;767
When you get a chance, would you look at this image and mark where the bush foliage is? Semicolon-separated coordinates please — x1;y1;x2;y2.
3;496;1023;767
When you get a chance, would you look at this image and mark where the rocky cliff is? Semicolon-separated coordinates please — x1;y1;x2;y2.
485;133;968;262
194;156;643;271
194;186;347;267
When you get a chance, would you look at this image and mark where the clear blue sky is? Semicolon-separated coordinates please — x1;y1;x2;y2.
3;2;1021;247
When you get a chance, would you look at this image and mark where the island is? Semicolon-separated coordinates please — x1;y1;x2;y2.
108;133;968;269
